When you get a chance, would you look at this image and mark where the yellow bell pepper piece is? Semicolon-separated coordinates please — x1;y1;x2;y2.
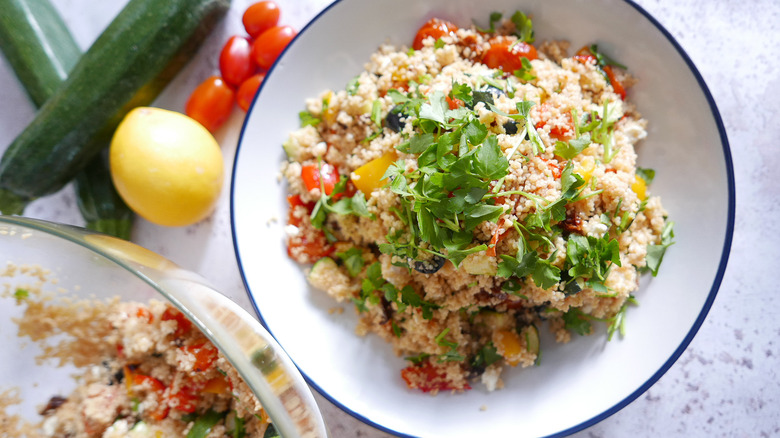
631;174;647;201
494;329;524;367
352;152;397;196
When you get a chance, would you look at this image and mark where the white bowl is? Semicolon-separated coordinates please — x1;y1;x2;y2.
231;0;734;436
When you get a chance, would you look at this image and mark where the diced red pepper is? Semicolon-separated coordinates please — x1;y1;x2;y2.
541;157;562;179
181;342;219;372
131;374;169;421
287;234;334;261
446;95;464;110
161;308;193;338
603;65;626;99
168;386;199;413
135;307;153;323
400;361;470;393
486;227;506;257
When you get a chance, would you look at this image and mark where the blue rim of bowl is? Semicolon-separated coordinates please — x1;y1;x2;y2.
230;0;736;436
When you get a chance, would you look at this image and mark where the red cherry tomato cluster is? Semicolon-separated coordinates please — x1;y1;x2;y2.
185;1;298;132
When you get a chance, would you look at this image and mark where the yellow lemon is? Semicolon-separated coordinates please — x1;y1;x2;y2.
110;107;224;227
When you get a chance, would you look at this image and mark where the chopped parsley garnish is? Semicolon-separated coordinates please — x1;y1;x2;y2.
607;295;638;340
346;75;360;96
565;233;621;288
554;133;591;160
562;308;593;336
510;10;535;43
14;288;29;301
587;44;627;70
335;247;365;277
435;328;465;362
298;110;320;127
186;410;226;438
574;101;621;163
513;57;536;82
378;84;544;268
472;342;502;370
231;414;246;438
310;164;374;230
636;167;656;185
357;262;438;319
475;11;503;33
645;220;675;276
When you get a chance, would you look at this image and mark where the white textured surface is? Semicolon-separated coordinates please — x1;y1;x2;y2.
0;0;777;436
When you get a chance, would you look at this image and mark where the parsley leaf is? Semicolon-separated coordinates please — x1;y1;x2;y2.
645;220;674;276
513;57;536;82
607;295;638;340
472;342;502;370
498;250;561;290
298;110;320;127
554;133;591;159
562;308;592;336
475;12;503;33
419;91;448;124
565;233;621;284
588;44;627;70
346;76;360;96
336;248;365;277
636;167;656;185
14;288;29;301
510;10;535;43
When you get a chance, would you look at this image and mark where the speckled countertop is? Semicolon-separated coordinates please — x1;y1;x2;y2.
0;0;777;436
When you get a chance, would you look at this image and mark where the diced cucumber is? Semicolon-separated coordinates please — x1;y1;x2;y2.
461;252;497;275
306;257;339;290
524;324;540;356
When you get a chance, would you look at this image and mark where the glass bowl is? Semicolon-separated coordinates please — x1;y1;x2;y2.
0;215;329;438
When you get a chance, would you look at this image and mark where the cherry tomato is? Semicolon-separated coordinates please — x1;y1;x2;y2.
185;76;235;133
242;1;280;39
412;18;458;50
300;162;339;195
603;65;626;100
251;25;297;70
236;73;265;111
481;38;538;73
219;35;256;87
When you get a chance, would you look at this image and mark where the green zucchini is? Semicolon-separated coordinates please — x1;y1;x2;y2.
0;0;80;107
0;0;133;239
0;0;230;214
75;152;133;239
